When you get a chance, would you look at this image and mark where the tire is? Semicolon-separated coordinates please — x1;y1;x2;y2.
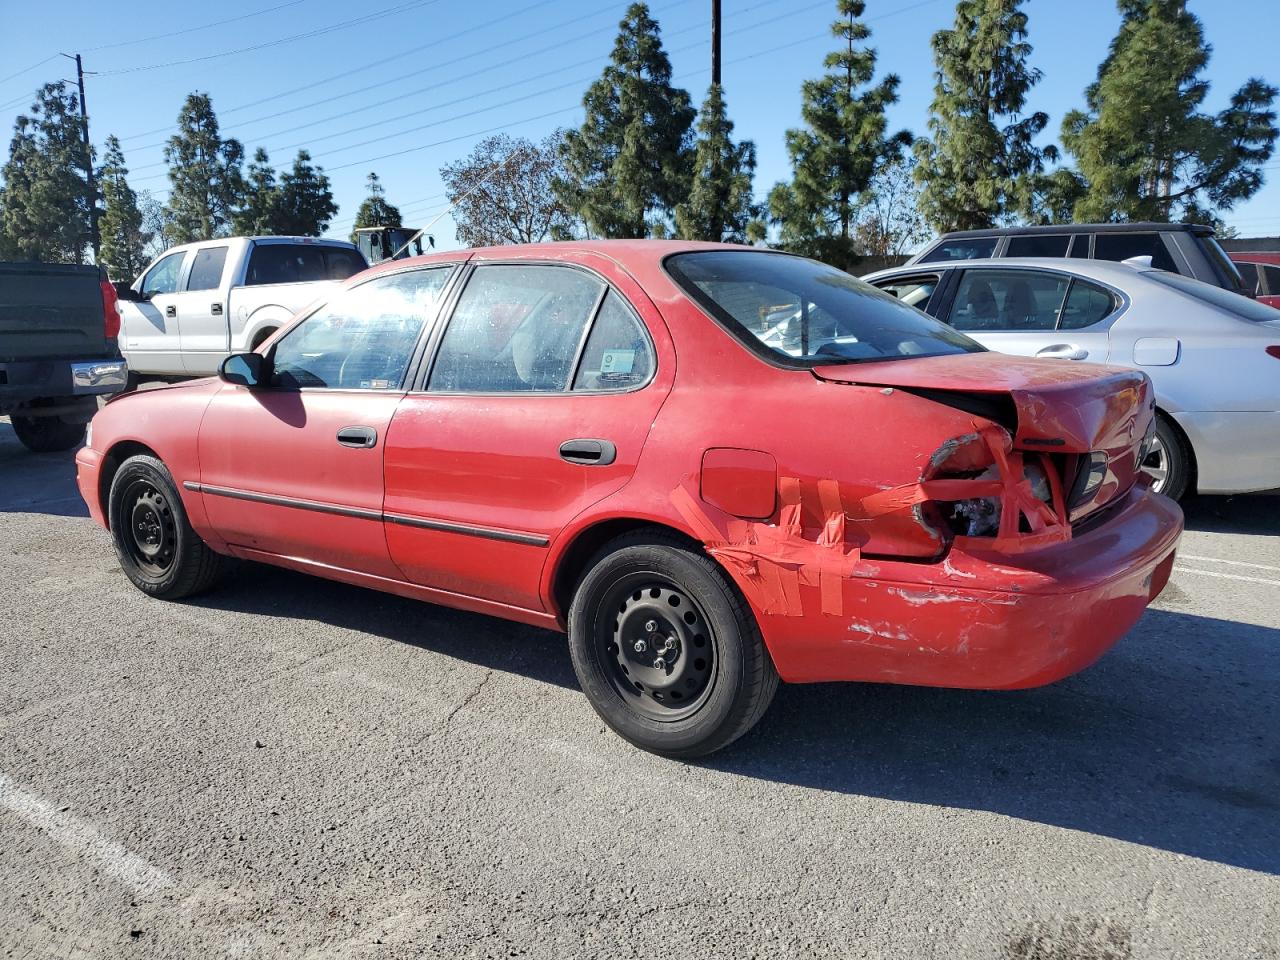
10;414;86;453
250;327;277;350
1142;414;1192;501
108;454;225;600
567;530;779;758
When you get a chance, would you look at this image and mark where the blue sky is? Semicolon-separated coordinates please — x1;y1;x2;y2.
1;0;1277;252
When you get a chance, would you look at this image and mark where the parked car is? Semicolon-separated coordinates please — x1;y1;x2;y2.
906;222;1247;296
116;236;367;380
1229;252;1280;309
864;257;1280;500
1;261;128;452
77;241;1182;757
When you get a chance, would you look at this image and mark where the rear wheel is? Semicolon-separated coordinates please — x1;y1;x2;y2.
1142;415;1192;501
568;531;778;758
10;414;86;452
108;454;225;600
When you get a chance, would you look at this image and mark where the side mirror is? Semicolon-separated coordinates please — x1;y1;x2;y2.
114;282;143;302
219;352;268;388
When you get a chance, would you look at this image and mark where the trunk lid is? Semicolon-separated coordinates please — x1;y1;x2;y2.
814;352;1154;521
0;262;110;361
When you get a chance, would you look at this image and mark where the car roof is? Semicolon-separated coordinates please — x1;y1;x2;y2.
359;239;774;277
931;222;1211;240
863;256;1158;285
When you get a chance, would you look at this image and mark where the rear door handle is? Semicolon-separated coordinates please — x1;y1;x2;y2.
1036;343;1089;361
165;305;176;319
336;425;377;448
559;438;616;466
211;302;223;316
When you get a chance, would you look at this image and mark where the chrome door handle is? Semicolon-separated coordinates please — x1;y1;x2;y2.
1036;343;1088;360
336;425;377;448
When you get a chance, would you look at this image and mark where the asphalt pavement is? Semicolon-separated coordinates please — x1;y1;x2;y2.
1;419;1277;959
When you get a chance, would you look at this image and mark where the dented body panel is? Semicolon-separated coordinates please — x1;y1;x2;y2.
78;240;1182;694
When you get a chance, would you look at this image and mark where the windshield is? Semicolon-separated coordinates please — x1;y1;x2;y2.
667;251;984;365
1148;269;1278;322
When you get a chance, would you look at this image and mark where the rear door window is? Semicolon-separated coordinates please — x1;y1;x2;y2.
186;246;228;291
873;274;940;311
1259;265;1280;297
428;265;605;393
572;291;654;391
140;251;186;297
1006;234;1071;258
950;270;1068;331
1093;232;1177;271
916;237;998;263
1059;279;1118;329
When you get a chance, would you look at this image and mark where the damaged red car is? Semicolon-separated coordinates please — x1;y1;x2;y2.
76;241;1182;757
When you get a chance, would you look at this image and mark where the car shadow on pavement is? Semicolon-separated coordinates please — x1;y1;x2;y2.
1181;493;1280;535
0;424;88;518
713;607;1280;876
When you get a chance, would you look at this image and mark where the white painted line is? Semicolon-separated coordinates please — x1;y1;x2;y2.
1173;566;1280;586
0;773;175;895
1179;554;1280;574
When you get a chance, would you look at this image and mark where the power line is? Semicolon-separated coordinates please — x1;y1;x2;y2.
96;0;444;77
82;1;309;52
0;55;57;88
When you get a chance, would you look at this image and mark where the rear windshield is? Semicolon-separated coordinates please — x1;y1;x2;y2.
1198;235;1246;293
1148;270;1278;322
246;244;368;286
667;251;984;366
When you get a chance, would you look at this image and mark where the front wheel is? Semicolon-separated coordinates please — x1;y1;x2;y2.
568;531;778;758
108;454;225;600
10;414;86;452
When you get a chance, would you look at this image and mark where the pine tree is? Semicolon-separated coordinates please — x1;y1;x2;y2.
0;83;93;263
350;172;404;242
97;135;151;281
766;0;911;270
675;84;759;243
164;93;245;243
557;2;695;238
1060;0;1277;223
233;147;279;235
268;150;336;236
913;0;1055;231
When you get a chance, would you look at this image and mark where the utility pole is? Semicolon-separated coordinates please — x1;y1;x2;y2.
62;52;99;260
711;0;721;86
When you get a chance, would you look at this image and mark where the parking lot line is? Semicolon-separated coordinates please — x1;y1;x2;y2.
1172;566;1280;586
0;773;174;896
1179;553;1280;574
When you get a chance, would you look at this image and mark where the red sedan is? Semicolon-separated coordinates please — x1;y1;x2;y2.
76;241;1182;757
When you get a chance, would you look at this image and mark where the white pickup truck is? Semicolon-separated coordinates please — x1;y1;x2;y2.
115;236;367;378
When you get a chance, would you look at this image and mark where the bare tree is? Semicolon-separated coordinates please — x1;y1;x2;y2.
855;153;931;258
441;132;579;246
138;190;175;261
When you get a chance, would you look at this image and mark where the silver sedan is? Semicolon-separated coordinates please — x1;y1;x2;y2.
862;257;1280;499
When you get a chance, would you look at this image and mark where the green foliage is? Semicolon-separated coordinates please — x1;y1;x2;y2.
270;150;337;236
914;0;1055;231
1058;0;1278;223
442;132;578;246
233;147;279;235
557;2;695;238
350;172;404;241
97;135;151;281
675;85;759;243
164;92;245;243
766;0;910;271
0;83;93;263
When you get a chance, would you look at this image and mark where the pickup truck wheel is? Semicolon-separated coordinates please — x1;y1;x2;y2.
568;531;779;758
108;454;224;600
10;414;86;453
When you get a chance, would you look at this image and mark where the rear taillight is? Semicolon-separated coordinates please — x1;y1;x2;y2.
1267;345;1280;360
100;277;120;339
1069;451;1110;508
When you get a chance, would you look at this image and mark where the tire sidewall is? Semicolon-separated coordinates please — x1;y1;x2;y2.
1154;417;1190;501
569;543;755;757
11;415;85;453
108;455;193;598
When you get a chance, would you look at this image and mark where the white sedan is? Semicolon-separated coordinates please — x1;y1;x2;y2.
862;257;1280;500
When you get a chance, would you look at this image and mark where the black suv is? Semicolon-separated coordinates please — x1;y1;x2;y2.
908;222;1246;295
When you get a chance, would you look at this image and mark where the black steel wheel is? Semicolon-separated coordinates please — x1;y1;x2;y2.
568;529;779;758
108;454;225;600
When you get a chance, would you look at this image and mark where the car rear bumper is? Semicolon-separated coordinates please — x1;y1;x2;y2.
758;485;1183;688
75;445;107;528
1172;410;1280;494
